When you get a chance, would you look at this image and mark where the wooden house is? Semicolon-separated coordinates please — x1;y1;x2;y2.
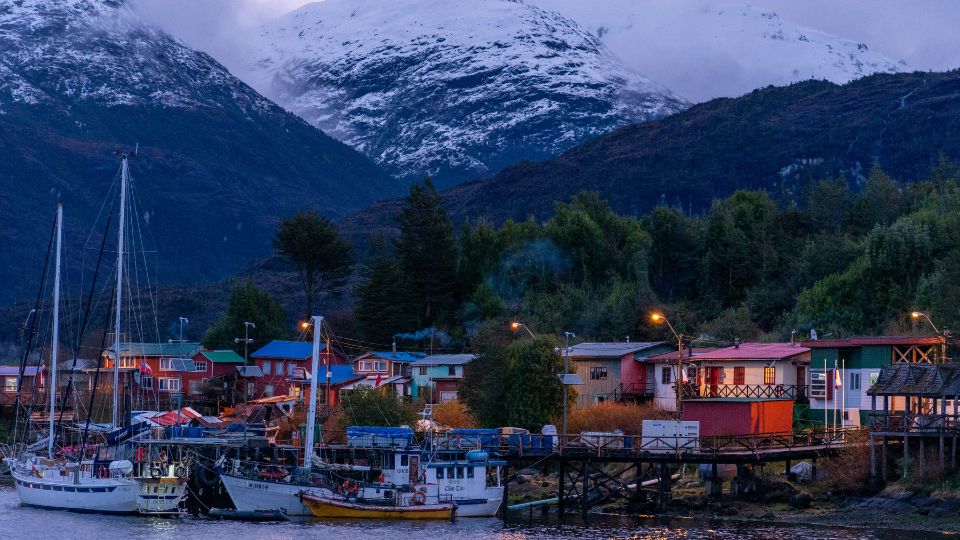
0;366;42;409
804;336;945;426
249;340;349;398
345;351;427;397
561;342;671;409
410;354;477;403
100;341;202;408
183;349;246;398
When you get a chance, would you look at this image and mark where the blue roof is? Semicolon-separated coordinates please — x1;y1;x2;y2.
358;351;427;362
318;365;360;385
251;340;327;360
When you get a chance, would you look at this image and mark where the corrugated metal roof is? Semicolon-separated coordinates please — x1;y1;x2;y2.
199;350;246;364
413;354;477;366
802;336;942;348
645;348;721;363
0;366;40;376
685;343;809;361
251;340;327;359
356;351;427;362
867;363;960;396
107;342;201;357
304;365;360;385
562;342;667;358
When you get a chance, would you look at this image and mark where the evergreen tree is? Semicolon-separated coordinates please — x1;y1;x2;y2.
354;257;419;344
202;281;289;354
395;179;458;327
501;337;568;431
274;211;353;319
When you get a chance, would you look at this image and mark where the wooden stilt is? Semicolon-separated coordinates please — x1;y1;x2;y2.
581;461;590;515
558;459;566;517
882;437;888;482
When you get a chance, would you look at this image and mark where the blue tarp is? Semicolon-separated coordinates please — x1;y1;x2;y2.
346;426;414;448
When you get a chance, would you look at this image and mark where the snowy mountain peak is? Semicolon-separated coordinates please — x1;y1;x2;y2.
241;0;687;185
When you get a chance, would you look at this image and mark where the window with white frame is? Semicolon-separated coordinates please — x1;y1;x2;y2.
262;360;272;375
264;384;274;397
418;366;428;376
194;361;208;373
118;357;136;369
189;380;202;395
159;358;173;371
276;362;285;376
288;363;296;377
662;367;672;384
590;366;608;380
849;372;861;390
158;378;180;392
4;377;16;392
140;375;153;390
448;365;457;377
360;361;372;372
375;361;386;372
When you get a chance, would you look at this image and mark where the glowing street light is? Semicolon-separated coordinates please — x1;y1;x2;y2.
912;310;948;362
651;311;686;412
510;321;536;338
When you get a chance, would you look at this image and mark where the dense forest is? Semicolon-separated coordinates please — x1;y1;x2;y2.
340;158;960;350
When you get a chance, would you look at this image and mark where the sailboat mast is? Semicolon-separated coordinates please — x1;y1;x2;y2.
304;315;324;467
48;202;63;457
112;157;128;428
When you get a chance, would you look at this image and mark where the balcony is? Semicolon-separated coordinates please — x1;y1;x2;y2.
681;384;809;403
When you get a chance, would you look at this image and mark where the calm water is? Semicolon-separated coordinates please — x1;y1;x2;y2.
0;485;944;540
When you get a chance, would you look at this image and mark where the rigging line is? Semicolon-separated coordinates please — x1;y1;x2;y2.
11;206;58;441
79;285;117;466
128;181;162;345
53;213;112;452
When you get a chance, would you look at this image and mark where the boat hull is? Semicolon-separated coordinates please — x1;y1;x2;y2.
301;493;455;520
451;496;502;517
11;470;138;514
136;477;187;514
220;472;332;516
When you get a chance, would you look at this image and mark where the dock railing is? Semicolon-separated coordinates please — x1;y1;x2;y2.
680;384;808;402
868;412;960;434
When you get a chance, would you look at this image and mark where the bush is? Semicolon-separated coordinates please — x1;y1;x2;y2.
562;401;668;435
819;429;873;495
431;401;478;429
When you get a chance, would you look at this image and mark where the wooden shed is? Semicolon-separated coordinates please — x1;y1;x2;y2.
682;398;795;436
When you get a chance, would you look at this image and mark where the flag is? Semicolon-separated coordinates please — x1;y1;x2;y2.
681;366;689;383
834;361;842;388
374;374;383;387
140;361;153;375
38;364;44;388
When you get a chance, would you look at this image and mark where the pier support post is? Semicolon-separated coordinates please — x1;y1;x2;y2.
881;438;888;482
558;460;566;517
870;435;877;480
705;463;722;497
581;461;590;515
657;462;672;511
502;465;510;523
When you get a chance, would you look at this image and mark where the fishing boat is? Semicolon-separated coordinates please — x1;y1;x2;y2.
132;442;190;514
298;488;456;520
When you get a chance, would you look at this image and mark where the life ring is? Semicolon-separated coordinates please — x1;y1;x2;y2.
411;490;426;506
98;465;109;479
150;463;163;479
175;463;189;478
343;479;360;494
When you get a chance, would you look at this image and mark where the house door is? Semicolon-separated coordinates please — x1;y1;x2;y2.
708;367;720;397
408;455;420;485
796;366;806;398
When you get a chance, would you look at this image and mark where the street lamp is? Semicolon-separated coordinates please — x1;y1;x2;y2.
651;311;686;412
510;321;536;338
561;331;575;438
912;311;948;362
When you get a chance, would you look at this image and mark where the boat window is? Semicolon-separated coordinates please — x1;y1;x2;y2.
467;467;475;478
400;455;408;467
456;467;464;479
384;490;393;499
436;467;444;479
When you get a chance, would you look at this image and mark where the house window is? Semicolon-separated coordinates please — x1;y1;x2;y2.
159;358;173;371
140;375;153;390
288;363;296;377
590;367;608;380
763;367;775;385
733;367;745;385
448;365;456;377
276;362;285;376
687;366;697;381
850;372;861;390
289;385;302;398
375;361;386;372
194;361;208;373
158;378;180;392
360;361;371;372
4;377;16;392
188;380;202;395
263;360;272;375
264;384;274;397
419;366;428;376
119;357;136;369
662;367;672;384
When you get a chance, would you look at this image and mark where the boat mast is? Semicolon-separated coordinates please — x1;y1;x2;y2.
112;156;128;428
304;315;324;467
47;202;63;457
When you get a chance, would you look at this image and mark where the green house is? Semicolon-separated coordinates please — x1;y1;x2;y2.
410;354;477;403
802;336;944;427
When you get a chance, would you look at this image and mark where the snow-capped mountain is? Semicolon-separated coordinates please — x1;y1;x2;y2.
531;1;906;101
241;0;687;186
0;0;396;304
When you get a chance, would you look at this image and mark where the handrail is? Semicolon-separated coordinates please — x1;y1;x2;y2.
681;384;808;400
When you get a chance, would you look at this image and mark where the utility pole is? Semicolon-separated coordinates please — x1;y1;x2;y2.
562;331;575;439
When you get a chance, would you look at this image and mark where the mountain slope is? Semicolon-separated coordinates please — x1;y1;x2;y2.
341;70;960;240
0;0;399;305
532;1;907;101
240;0;687;186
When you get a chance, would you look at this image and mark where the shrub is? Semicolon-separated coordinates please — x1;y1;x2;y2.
819;429;873;495
562;401;668;435
431;401;478;429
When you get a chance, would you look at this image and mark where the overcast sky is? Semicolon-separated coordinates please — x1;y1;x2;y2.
132;0;960;101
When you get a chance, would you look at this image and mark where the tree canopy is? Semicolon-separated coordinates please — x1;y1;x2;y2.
202;281;289;355
274;211;352;319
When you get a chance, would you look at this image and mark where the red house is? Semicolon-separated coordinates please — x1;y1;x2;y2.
184;350;247;398
249;340;349;399
101;341;201;408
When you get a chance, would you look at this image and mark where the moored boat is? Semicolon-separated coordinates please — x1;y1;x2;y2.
298;489;456;520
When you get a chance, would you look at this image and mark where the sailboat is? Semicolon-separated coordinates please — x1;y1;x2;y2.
5;154;173;514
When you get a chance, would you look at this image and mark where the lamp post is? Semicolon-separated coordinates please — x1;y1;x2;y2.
562;331;575;438
651;312;685;413
912;311;948;363
510;321;536;339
